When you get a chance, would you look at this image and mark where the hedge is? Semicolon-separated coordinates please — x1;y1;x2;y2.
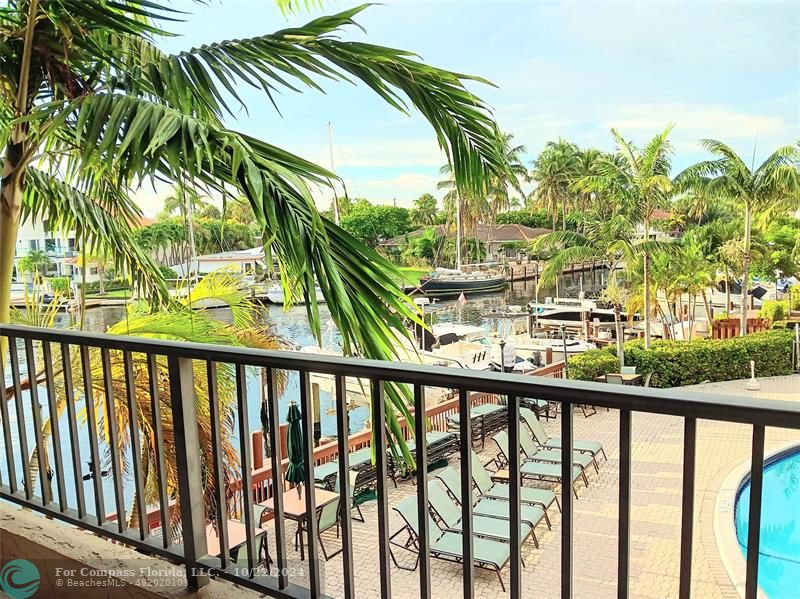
568;350;619;381
758;300;787;323
567;329;795;387
623;330;794;388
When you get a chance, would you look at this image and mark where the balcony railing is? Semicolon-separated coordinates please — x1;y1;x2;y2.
1;323;799;599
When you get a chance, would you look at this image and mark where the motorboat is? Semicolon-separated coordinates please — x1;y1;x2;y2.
419;268;507;297
527;296;637;329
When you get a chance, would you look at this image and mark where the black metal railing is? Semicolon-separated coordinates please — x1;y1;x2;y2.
1;323;799;599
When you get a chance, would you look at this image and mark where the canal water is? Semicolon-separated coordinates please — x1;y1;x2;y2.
1;268;605;514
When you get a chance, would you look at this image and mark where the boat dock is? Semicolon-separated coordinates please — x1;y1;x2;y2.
506;260;607;282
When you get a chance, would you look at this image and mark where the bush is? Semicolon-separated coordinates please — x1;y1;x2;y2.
159;265;179;279
622;330;794;388
48;276;71;294
758;300;788;323
568;350;619;381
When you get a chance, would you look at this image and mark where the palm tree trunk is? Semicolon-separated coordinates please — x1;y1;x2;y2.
740;201;752;336
0;0;38;360
643;220;651;348
701;290;713;323
724;264;731;312
614;305;624;367
98;264;105;295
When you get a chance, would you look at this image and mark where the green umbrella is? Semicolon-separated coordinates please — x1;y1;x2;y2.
285;401;305;497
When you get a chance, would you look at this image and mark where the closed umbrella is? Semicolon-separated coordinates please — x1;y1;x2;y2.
285;401;305;498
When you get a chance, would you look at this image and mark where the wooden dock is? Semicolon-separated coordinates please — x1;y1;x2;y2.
506;260;606;282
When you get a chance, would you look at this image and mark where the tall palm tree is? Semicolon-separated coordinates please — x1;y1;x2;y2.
676;140;800;335
530;139;579;230
532;215;639;364
0;1;511;451
410;193;438;226
487;132;529;218
16;248;51;279
576;126;674;348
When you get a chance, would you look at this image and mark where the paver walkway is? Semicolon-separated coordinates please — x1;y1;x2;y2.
253;376;800;598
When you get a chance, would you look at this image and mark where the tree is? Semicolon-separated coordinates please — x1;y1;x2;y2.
410;193;438;226
576;126;674;348
14;270;287;527
0;1;509;382
530;139;579;230
16;249;50;279
676;140;800;334
340;203;411;247
487;132;529;218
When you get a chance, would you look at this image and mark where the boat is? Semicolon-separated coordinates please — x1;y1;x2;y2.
527;296;638;329
264;284;326;305
419;268;507;297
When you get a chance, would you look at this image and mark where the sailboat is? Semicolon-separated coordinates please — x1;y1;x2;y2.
419;193;506;296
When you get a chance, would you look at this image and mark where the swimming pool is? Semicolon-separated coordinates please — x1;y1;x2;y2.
734;449;800;598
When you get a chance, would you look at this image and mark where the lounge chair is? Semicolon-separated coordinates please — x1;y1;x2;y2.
389;496;511;591
520;407;607;463
516;423;598;474
436;466;550;534
606;373;625;384
492;431;585;498
468;451;559;514
427;480;536;551
448;403;507;449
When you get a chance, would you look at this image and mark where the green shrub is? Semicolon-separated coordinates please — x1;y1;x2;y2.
622;330;794;388
568;350;620;381
48;276;71;294
159;265;179;279
758;300;788;323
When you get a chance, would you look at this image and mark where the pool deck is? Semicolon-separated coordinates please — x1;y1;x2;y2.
253;375;800;598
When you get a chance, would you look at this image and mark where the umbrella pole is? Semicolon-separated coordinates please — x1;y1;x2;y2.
312;382;322;447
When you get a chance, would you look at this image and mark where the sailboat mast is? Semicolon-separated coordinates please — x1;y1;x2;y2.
456;194;462;271
327;122;339;225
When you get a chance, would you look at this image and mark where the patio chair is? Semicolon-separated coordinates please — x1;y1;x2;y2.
237;509;273;570
620;366;637;374
515;423;597;474
427;480;535;551
389;497;511;591
492;431;585;498
295;496;342;561
334;468;365;523
606;373;625;384
468;451;559;514
643;372;653;387
436;466;550;533
520;407;607;463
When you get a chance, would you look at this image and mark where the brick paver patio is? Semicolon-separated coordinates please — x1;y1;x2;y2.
255;375;800;598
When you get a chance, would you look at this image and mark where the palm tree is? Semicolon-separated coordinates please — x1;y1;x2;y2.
487;132;529;218
410;193;438;226
15;270;287;526
16;249;51;280
0;1;511;452
530;139;579;230
532;215;639;364
576;126;674;348
676;140;800;334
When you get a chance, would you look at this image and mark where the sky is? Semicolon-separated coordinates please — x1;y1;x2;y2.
135;0;800;215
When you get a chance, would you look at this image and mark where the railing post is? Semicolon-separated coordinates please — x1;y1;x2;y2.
167;356;210;590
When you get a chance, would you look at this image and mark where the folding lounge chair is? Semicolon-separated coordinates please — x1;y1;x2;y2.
520;407;607;463
389;497;511;591
435;466;550;535
427;480;535;552
516;425;597;475
468;451;559;513
492;431;585;498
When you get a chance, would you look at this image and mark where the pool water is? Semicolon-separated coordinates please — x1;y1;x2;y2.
735;449;800;598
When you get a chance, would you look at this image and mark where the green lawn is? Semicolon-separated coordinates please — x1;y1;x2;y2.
86;289;133;298
397;267;430;285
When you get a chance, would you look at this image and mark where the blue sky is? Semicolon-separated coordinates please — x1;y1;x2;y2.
137;0;799;214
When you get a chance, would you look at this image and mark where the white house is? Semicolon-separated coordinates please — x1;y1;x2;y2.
13;218;77;281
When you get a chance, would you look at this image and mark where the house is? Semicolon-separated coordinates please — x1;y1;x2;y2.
380;223;551;262
169;246;265;277
12;218;78;282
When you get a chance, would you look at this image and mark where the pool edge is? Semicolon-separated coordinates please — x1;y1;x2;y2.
713;441;800;599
